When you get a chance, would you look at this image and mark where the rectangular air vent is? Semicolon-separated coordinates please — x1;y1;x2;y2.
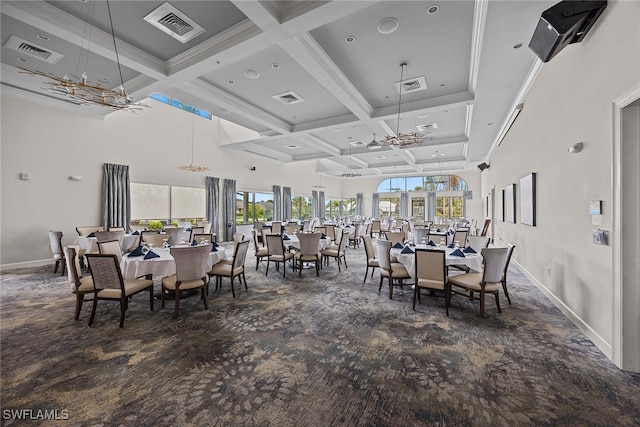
349;140;365;146
273;91;305;105
286;144;300;149
4;36;64;64
144;2;205;43
416;123;438;132
395;75;428;94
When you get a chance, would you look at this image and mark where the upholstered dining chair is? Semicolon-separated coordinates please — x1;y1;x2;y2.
217;233;246;266
251;229;268;270
265;234;294;277
321;229;349;271
375;239;410;299
141;231;168;248
76;226;103;236
348;224;365;249
362;235;379;283
97;239;123;264
49;230;66;275
385;231;405;247
95;230;125;250
294;232;322;277
161;245;210;318
63;246;95;320
270;221;283;235
85;253;154;328
467;235;490;254
448;246;510;318
414;249;449;315
452;228;469;248
189;227;205;242
168;227;190;245
370;220;382;238
324;224;336;243
284;225;299;236
192;233;215;246
208;239;250;298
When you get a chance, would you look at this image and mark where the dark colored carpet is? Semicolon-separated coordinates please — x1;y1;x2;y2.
1;244;639;426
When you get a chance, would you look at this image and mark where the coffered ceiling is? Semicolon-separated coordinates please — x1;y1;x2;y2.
1;0;555;178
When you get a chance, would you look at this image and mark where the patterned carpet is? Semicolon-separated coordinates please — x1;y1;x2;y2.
1;243;640;426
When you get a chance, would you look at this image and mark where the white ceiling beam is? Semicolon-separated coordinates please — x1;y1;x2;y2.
469;0;489;95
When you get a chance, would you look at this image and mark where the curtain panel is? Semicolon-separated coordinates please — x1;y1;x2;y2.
223;179;236;241
463;190;473;219
312;190;319;218
356;193;364;217
205;176;220;238
427;191;437;222
318;191;325;221
400;192;409;219
273;185;282;221
283;187;292;220
102;163;130;232
372;193;380;218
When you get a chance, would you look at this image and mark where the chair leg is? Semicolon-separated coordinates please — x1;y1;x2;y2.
173;288;181;319
445;283;450;317
256;256;260;270
53;260;59;274
378;276;383;292
118;299;127;328
480;292;485;318
149;287;154;311
230;276;236;298
363;265;369;283
75;294;85;320
502;281;512;305
88;298;98;326
161;285;166;308
201;287;209;309
389;277;393;299
412;286;418;310
495;292;501;313
266;260;270;276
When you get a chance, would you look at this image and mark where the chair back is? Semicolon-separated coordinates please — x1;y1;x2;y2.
467;235;490;253
265;234;285;257
95;230;125;249
170;245;210;282
453;229;469;247
86;254;124;293
271;221;283;235
480;219;491;237
189;227;205;241
481;247;510;283
141;232;168;247
284;225;299;235
49;230;64;257
337;230;349;252
232;233;245;249
232;240;251;270
354;224;366;238
413;228;429;244
385;231;405;246
168;227;190;245
374;239;392;271
193;233;214;245
202;223;212;234
503;244;516;280
302;220;311;232
76;226;103;236
97;239;123;263
314;226;327;235
371;220;381;233
108;227;125;232
297;233;321;256
64;246;84;289
251;229;261;251
325;224;336;241
363;235;376;260
415;249;446;287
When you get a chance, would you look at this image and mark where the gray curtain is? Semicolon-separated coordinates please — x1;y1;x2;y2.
273;185;282;221
318;191;325;221
102;163;130;232
427;191;437;222
283;186;292;220
205;176;219;238
312;190;319;218
463;190;473;219
372;193;380;218
356;193;364;216
400;192;409;219
223;179;236;241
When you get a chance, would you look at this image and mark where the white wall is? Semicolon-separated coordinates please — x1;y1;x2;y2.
481;0;640;361
0;97;342;268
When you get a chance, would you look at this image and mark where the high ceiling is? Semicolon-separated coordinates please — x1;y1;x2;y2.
1;0;555;178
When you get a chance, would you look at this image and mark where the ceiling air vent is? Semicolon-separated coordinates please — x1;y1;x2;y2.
395;75;428;94
416;123;438;132
273;91;305;105
286;144;300;149
349;140;365;146
4;36;64;64
143;2;205;43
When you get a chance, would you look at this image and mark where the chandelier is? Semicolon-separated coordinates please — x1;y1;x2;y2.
342;139;360;177
19;0;148;112
179;115;209;172
378;63;433;148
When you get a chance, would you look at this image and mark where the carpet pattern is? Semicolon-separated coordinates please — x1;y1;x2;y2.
1;243;640;426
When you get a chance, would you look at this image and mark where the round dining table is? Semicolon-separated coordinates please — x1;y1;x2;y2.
120;245;228;279
391;244;483;280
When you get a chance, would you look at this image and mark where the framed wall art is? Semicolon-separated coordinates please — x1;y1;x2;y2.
520;173;536;226
505;183;516;223
497;189;505;222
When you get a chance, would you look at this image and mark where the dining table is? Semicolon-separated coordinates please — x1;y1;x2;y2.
77;234;140;253
282;235;331;251
120;245;228;280
391;244;483;280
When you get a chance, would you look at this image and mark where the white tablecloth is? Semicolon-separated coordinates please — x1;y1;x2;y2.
283;236;330;251
392;245;483;280
78;234;139;253
120;246;228;279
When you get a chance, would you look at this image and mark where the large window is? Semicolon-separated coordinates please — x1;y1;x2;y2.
236;192;273;225
436;196;463;219
131;183;204;222
292;196;312;220
378;197;400;218
377;175;468;192
325;199;341;220
342;198;356;216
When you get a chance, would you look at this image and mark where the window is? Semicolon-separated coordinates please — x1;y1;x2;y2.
378;197;400;218
131;183;205;223
171;186;205;219
325;199;341;220
236;192;273;225
377;175;468;192
342;198;356;216
436;196;463;219
291;195;312;220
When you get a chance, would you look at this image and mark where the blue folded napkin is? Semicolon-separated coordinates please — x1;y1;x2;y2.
128;246;144;257
131;230;140;235
192;240;198;246
143;250;160;260
401;246;414;254
427;240;436;246
321;234;327;239
392;242;403;249
211;243;218;252
463;246;477;254
283;235;291;240
450;248;465;257
212;241;219;248
448;243;455;248
185;228;192;231
436;228;441;232
87;232;96;238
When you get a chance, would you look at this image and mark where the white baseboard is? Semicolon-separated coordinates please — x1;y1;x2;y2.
513;260;613;360
0;259;53;272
